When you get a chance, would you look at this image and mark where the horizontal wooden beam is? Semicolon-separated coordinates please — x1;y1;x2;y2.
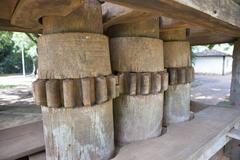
0;19;40;33
105;0;240;37
189;27;237;45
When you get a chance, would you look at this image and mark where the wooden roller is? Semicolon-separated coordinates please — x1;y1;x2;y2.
162;71;169;92
177;68;186;84
81;77;96;106
151;72;162;94
96;76;108;104
46;80;62;108
169;68;177;85
129;73;137;95
140;73;151;95
32;79;47;106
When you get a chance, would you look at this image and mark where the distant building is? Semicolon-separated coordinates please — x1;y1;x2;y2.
194;49;232;75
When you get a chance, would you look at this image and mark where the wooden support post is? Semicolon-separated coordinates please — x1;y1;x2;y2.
230;39;240;106
108;17;165;146
161;29;192;125
37;1;114;159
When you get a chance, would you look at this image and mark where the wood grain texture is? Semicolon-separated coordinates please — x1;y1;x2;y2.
0;121;44;160
164;84;191;125
46;80;62;108
32;79;47;106
107;17;159;38
164;41;191;68
38;33;112;79
113;107;240;160
11;0;84;29
105;0;240;36
41;100;114;160
110;37;164;72
230;39;240;105
114;94;163;146
43;0;103;34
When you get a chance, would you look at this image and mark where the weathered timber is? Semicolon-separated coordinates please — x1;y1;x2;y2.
105;0;240;37
43;0;103;34
39;1;115;159
114;94;164;146
151;72;162;94
0;121;44;160
164;41;191;68
113;107;240;160
38;33;111;79
110;37;164;72
42;101;114;160
32;79;47;106
63;79;75;108
230;39;240;105
46;80;62;108
11;0;84;29
163;29;192;124
109;18;165;145
96;76;108;104
164;84;191;124
102;2;155;31
107;17;159;38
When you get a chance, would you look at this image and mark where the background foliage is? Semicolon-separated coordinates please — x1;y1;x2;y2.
0;31;37;74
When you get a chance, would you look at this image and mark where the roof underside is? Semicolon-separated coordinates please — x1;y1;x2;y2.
0;0;240;45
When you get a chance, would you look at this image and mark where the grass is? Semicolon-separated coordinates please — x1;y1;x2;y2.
0;84;17;89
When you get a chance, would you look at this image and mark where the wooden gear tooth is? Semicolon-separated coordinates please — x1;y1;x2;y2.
46;79;62;108
128;73;137;95
107;75;118;99
96;76;108;104
177;68;186;84
32;79;47;106
140;73;151;95
81;77;95;106
162;71;169;92
168;68;178;85
151;72;162;94
63;79;75;108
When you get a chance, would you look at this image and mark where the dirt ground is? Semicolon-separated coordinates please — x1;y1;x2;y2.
0;74;232;106
0;75;36;106
191;74;231;105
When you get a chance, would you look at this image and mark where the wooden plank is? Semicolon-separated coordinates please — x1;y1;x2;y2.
105;0;240;36
0;121;45;160
227;129;240;140
29;152;46;160
113;107;240;160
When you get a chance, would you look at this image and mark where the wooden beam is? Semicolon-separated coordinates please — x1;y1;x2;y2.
11;0;85;29
189;27;237;45
105;0;240;36
103;2;155;30
0;19;41;33
113;107;240;160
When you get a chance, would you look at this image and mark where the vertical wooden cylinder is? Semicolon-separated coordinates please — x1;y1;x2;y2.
163;32;192;125
38;1;114;159
109;18;164;146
